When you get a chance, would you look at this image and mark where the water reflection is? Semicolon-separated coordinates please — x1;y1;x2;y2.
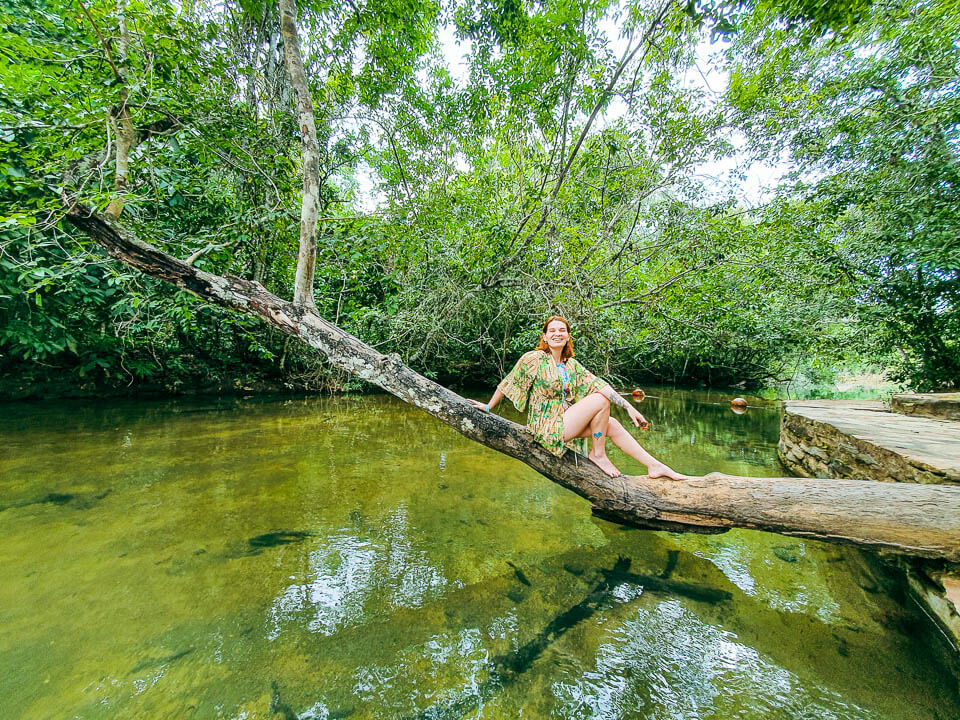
268;508;449;639
572;605;870;720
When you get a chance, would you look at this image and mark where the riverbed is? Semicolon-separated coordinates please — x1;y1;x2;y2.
1;389;957;719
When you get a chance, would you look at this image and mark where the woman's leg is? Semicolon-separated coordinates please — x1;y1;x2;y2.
586;394;612;458
562;393;620;477
606;418;686;481
561;393;609;439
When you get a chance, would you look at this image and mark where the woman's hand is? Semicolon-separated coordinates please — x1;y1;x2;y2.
471;389;502;414
627;405;650;430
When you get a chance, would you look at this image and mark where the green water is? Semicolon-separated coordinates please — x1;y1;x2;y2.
1;390;957;719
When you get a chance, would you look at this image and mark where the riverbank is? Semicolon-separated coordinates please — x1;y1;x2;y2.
0;366;366;402
779;397;960;653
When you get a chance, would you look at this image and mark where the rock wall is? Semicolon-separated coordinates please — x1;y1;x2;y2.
891;393;960;421
903;562;960;655
778;410;950;484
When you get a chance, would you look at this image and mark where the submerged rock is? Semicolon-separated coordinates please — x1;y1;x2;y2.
247;531;314;553
773;545;801;563
130;647;194;674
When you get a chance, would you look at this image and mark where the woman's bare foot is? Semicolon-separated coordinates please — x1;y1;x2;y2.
646;462;686;481
588;451;622;477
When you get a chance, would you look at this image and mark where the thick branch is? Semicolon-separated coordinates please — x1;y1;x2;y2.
62;205;960;562
279;0;319;311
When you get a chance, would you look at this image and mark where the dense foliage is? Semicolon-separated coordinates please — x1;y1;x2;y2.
1;0;956;398
724;0;960;389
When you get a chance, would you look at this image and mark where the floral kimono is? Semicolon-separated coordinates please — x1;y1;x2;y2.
497;350;615;456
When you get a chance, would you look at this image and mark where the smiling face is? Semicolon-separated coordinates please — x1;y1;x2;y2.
535;315;575;360
542;319;570;352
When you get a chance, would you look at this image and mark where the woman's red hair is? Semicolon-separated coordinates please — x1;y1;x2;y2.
535;315;575;361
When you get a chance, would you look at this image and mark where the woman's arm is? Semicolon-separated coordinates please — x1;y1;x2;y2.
605;388;632;412
470;351;541;413
482;351;540;413
604;387;649;428
470;388;504;413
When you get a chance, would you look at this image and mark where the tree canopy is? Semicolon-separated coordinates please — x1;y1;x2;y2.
1;0;957;397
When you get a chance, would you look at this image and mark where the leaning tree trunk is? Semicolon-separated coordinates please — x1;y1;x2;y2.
278;0;319;311
63;205;960;562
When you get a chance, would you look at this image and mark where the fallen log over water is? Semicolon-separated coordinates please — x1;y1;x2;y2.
66;206;960;562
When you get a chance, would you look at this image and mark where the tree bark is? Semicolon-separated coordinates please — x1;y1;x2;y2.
278;0;319;311
62;205;960;562
105;97;135;220
103;0;133;220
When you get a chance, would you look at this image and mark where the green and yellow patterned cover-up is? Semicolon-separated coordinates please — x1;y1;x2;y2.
497;350;616;457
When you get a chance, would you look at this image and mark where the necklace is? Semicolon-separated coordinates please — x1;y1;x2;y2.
557;361;570;403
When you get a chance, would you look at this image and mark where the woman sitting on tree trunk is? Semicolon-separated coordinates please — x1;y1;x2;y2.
471;316;686;480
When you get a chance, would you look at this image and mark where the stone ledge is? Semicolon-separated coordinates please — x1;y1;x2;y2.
778;400;960;485
891;392;960;422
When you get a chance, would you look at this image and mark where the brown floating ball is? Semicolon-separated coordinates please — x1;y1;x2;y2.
731;397;748;408
631;388;645;400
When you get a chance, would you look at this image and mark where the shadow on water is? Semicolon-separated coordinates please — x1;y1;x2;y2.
129;647;194;674
273;680;355;720
247;530;314;552
270;680;299;720
0;489;111;513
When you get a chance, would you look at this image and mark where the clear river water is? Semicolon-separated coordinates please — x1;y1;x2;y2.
1;388;957;719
